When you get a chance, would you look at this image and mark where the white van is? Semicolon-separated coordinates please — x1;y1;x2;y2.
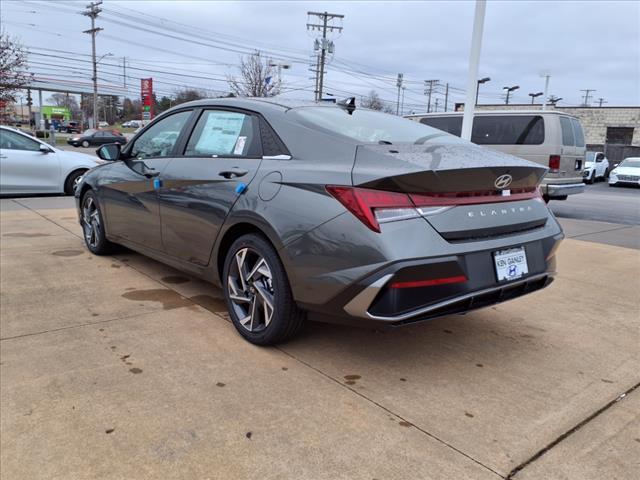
406;110;586;200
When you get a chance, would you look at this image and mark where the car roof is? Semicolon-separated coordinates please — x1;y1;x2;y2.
406;110;577;117
161;97;342;117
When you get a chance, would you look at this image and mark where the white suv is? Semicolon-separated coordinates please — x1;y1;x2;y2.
583;152;610;184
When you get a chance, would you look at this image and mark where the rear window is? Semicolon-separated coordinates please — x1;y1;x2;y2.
291;107;463;144
560;117;575;146
570;118;585;147
420;115;544;145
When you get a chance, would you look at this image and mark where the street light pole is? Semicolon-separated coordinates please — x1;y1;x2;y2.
528;92;543;104
476;77;490;105
503;85;519;105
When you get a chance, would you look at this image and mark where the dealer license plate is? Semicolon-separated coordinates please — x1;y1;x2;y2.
493;247;528;282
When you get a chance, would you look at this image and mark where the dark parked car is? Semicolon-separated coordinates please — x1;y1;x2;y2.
67;129;128;148
75;98;563;345
58;121;82;134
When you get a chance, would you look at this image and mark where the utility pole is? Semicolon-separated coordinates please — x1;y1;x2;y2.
580;89;595;107
26;88;33;128
597;97;607;108
424;79;438;113
434;98;440;112
83;1;103;129
307;11;343;101
400;86;406;115
444;83;449;112
396;73;403;115
122;57;127;88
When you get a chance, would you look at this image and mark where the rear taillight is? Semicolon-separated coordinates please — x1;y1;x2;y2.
549;155;561;172
326;186;541;233
325;186;417;233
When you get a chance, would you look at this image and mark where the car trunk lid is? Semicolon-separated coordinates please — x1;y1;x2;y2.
352;143;550;240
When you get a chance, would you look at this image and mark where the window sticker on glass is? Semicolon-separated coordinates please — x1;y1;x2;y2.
233;136;247;155
195;112;245;155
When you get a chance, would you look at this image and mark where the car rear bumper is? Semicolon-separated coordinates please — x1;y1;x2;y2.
544;182;585;197
298;227;562;327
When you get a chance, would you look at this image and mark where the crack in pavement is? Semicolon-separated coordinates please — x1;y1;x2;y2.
506;382;640;479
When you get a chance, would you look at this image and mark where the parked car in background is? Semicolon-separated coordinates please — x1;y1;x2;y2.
609;157;640;187
98;121;110;128
57;121;82;134
76;98;563;346
407;111;586;202
0;125;102;195
67;129;128;148
583;151;610;184
122;120;142;128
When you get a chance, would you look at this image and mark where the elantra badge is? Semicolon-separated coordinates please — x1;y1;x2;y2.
495;174;513;189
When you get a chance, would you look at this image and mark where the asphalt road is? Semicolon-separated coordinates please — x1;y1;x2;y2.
549;180;639;225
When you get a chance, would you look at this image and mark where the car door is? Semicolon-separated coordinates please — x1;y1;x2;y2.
0;129;61;194
158;109;264;265
99;110;194;251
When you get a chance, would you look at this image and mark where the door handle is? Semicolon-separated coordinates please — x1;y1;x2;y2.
143;168;159;178
219;168;248;179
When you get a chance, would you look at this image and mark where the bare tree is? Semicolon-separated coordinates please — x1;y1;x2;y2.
0;33;30;103
228;51;280;97
173;88;206;105
361;90;394;113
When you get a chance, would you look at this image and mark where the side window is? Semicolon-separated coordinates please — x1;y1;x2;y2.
419;117;463;136
130;110;192;159
0;130;41;151
185;110;260;157
560;117;575;146
570;118;585;148
471;116;544;145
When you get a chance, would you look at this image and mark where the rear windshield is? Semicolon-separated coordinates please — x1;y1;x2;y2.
290;107;463;144
419;115;545;145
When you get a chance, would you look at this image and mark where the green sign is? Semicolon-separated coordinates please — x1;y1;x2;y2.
41;105;71;120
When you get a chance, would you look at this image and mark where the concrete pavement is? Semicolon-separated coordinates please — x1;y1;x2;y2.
1;198;639;479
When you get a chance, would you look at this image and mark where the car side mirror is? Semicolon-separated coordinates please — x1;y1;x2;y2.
39;144;53;154
97;143;121;161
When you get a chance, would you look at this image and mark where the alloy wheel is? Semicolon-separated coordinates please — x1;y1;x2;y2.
227;247;275;333
82;196;101;248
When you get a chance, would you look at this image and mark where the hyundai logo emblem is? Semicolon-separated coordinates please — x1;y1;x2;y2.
495;174;513;189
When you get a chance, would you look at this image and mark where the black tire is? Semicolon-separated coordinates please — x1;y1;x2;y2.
81;140;90;148
64;169;87;195
604;168;610;180
587;171;595;184
222;233;305;346
80;190;116;255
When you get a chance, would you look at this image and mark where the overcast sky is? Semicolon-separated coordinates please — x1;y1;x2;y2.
3;0;639;111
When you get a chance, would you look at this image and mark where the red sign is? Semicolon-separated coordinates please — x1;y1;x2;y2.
141;78;153;120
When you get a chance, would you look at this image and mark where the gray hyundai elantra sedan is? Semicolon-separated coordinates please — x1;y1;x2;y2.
76;97;563;345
